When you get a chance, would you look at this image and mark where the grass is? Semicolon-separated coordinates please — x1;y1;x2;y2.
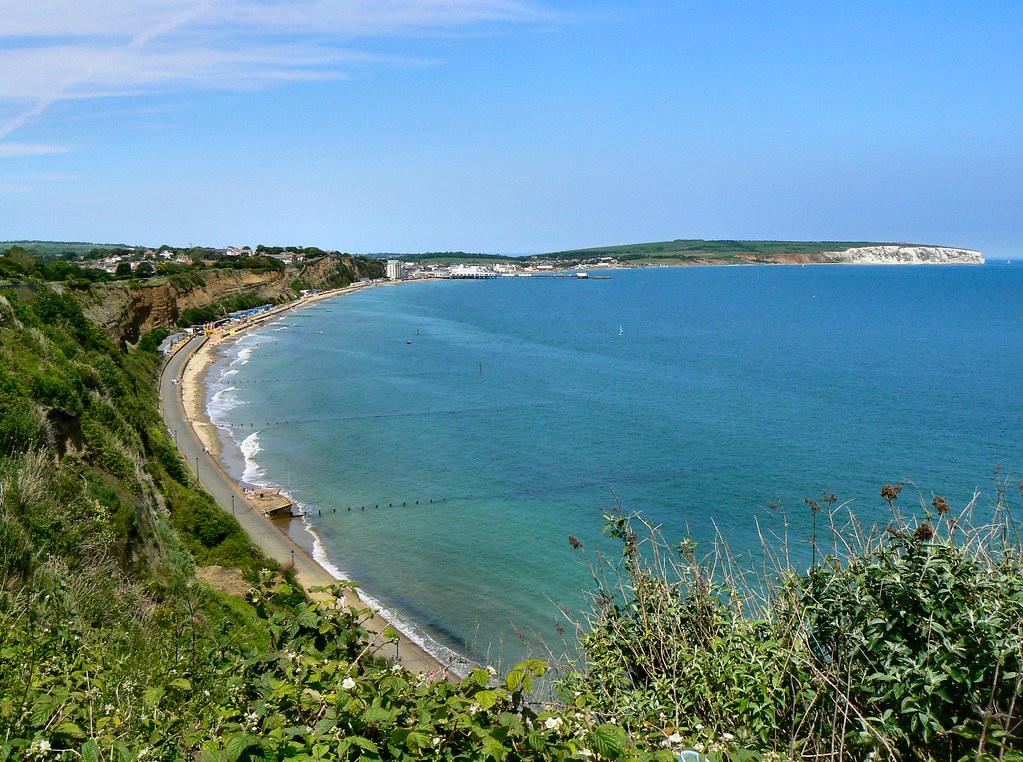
540;239;894;262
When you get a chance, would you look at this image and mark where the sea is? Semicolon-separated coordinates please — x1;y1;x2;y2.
206;263;1023;669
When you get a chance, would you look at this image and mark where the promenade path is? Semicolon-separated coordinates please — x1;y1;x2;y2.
160;335;453;677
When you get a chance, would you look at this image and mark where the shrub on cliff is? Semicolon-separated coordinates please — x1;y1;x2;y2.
563;495;1023;760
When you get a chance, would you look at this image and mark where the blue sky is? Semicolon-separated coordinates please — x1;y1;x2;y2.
1;1;1021;256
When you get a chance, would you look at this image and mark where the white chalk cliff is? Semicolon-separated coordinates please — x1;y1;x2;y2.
824;245;984;265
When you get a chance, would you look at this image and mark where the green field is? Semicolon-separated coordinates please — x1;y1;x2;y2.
538;239;893;262
383;251;522;265
0;239;139;256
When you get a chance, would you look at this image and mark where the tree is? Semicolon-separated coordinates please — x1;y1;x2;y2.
133;261;155;279
114;262;132;278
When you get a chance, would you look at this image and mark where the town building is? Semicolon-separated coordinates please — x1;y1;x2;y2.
386;259;407;280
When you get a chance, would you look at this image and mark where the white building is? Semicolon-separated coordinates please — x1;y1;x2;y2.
386;259;407;280
448;264;497;279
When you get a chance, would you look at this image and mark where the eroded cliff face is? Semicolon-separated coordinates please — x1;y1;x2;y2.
84;255;376;344
822;245;984;265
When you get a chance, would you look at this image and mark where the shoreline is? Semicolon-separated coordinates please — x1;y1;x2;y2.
161;279;467;678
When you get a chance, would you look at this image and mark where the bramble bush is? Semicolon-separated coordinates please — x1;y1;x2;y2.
563;493;1023;760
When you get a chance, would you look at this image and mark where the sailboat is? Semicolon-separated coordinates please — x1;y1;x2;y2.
618;324;624;336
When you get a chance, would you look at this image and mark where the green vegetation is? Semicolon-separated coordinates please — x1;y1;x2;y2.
0;246;112;285
177;294;281;328
0;275;1019;761
564;501;1023;759
0;241;136;257
385;252;522;265
540;239;890;263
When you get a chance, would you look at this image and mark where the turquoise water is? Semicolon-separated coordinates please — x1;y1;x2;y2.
208;264;1023;667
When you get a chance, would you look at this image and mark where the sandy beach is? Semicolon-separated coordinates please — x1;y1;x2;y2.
161;279;463;678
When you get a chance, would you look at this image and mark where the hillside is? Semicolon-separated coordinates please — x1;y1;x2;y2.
83;253;382;344
539;239;984;265
383;252;522;265
0;240;138;256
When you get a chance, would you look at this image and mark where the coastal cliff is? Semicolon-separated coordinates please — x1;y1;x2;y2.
822;245;984;265
538;239;985;267
83;253;380;344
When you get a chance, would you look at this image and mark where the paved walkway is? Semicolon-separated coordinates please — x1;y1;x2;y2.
159;336;453;677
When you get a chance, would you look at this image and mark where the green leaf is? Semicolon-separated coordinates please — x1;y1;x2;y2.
82;740;99;762
361;705;396;725
505;659;547;693
527;732;546;751
224;734;260;762
587;723;627;760
343;736;379;754
481;735;509;761
462;668;492;689
404;730;431;751
475;690;500;710
144;687;165;707
54;721;85;739
506;669;525;692
169;677;192;691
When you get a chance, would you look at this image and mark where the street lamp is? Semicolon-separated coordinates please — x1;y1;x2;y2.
231;494;235;514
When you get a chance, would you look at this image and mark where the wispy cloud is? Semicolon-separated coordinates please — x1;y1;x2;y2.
0;143;71;158
0;0;552;138
0;170;81;193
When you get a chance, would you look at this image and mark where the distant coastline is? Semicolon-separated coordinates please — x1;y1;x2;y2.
389;240;984;272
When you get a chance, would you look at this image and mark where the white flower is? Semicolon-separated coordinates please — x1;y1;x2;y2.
341;676;356;690
577;749;593;758
543;716;563;731
486;665;497;676
722;732;735;742
468;703;481;715
667;733;684;745
391;663;402;674
432;737;441;747
36;739;51;752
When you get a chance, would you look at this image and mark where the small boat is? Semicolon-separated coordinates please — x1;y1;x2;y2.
406;340;413;345
618;324;624;336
